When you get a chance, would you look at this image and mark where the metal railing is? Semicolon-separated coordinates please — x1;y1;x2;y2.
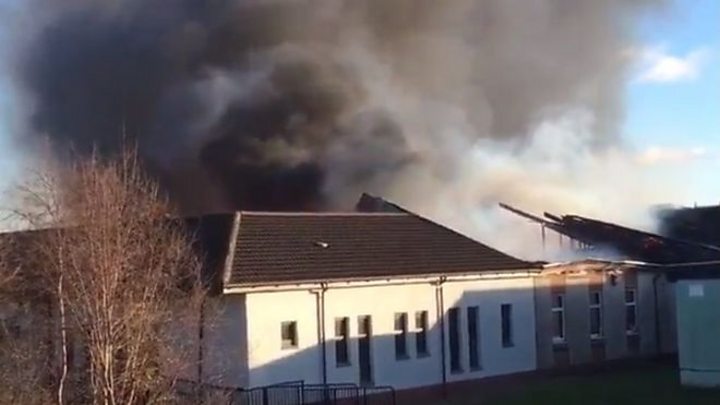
177;379;396;405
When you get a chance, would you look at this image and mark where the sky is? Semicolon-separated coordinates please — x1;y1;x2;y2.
625;0;720;206
0;0;717;209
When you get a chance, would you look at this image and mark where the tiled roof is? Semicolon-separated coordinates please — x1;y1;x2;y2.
227;212;533;287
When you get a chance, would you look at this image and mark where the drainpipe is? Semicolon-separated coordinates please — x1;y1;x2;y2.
435;276;447;397
652;274;662;356
312;283;329;385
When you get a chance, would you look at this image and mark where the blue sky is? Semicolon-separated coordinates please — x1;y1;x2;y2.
0;0;718;208
625;0;720;205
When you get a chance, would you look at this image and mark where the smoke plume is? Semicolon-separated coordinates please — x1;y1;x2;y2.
9;0;661;211
7;0;681;258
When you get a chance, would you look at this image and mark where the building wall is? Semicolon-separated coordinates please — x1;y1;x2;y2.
534;267;676;369
565;275;592;364
657;276;678;354
442;277;537;382
637;272;658;355
203;295;249;387
323;282;439;389
239;275;537;390
675;279;720;387
533;275;555;369
245;289;322;387
602;270;628;360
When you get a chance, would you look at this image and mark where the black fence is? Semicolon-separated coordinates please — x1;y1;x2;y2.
176;379;396;405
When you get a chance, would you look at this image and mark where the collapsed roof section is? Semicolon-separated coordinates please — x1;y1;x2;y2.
499;203;720;264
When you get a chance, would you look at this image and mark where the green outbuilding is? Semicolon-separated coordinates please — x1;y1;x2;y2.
667;262;720;388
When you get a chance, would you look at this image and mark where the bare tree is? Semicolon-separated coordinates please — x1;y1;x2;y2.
0;232;53;404
14;149;206;404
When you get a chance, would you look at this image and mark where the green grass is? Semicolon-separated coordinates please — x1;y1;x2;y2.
447;367;720;405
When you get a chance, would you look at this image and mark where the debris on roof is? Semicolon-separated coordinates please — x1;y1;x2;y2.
355;192;406;213
499;203;720;264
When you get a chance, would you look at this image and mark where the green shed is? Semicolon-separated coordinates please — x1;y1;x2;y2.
668;263;720;388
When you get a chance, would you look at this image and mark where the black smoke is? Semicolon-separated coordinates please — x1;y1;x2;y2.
12;0;663;212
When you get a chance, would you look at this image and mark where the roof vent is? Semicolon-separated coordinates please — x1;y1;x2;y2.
314;241;330;248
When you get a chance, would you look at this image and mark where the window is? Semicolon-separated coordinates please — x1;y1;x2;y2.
501;304;514;348
448;307;462;372
625;288;637;335
551;294;565;343
467;306;480;370
357;316;373;385
415;311;429;356
358;315;372;336
335;317;350;366
589;290;603;339
281;321;298;349
394;313;408;359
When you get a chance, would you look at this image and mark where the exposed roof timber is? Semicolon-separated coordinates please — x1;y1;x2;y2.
499;202;720;264
498;203;552;225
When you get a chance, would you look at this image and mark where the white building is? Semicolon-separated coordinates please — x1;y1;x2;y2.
195;211;541;391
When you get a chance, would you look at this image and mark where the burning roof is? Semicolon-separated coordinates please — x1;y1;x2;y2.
499;203;720;264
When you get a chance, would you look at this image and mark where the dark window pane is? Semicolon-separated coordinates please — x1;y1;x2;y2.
501;304;513;348
358;315;371;336
553;311;564;340
590;308;602;336
335;317;349;366
415;311;428;356
449;307;461;372
467;306;480;369
625;288;636;303
553;294;564;308
626;305;637;332
590;291;603;337
394;313;407;359
281;321;297;349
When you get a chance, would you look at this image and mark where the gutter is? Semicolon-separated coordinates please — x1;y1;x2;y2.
223;270;540;294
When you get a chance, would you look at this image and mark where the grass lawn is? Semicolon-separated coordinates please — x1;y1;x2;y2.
445;366;720;405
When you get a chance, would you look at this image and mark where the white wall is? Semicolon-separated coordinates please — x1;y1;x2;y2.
245;289;322;387
443;277;537;381
240;275;537;390
323;282;440;389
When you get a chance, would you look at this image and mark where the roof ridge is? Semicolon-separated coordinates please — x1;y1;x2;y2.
238;211;409;217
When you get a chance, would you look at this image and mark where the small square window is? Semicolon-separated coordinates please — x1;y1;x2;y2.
625;288;636;304
281;321;298;349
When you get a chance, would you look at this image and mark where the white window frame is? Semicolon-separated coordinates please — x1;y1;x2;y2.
551;294;566;344
625;288;638;335
589;290;603;339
